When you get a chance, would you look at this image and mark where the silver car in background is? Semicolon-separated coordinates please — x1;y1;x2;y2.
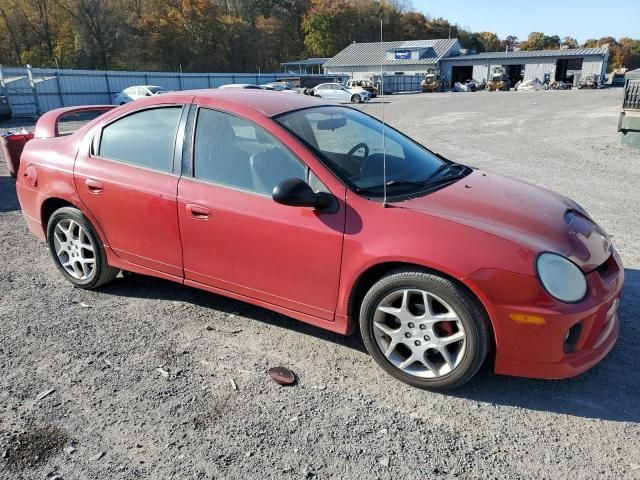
312;83;370;103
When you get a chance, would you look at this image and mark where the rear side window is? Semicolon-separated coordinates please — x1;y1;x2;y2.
98;107;182;172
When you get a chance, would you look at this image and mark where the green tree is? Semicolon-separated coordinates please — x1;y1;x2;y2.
302;0;355;57
476;31;501;52
520;32;560;51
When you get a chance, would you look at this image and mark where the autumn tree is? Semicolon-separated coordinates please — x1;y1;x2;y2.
0;0;637;74
302;0;356;56
500;35;518;52
476;31;501;52
561;36;578;49
55;0;124;70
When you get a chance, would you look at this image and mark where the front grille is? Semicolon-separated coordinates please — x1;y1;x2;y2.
624;79;640;110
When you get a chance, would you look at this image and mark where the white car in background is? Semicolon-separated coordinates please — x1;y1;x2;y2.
312;83;370;103
218;84;263;90
113;85;168;105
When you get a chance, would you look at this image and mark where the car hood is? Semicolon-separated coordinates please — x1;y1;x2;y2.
398;169;612;272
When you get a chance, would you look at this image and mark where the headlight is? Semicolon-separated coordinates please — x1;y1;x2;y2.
536;253;588;303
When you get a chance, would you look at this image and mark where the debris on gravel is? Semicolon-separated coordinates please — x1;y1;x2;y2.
267;367;296;386
89;451;105;461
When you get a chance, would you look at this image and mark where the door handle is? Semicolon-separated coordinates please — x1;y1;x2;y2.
186;203;212;220
85;179;104;194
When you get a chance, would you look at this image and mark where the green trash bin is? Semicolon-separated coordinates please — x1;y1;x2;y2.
618;68;640;148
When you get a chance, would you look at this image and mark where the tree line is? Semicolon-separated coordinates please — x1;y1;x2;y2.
0;0;638;73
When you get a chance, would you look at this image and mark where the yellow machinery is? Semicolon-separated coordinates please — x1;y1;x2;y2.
488;67;510;91
421;69;442;92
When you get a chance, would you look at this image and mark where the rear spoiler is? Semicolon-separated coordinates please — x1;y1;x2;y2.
34;105;115;139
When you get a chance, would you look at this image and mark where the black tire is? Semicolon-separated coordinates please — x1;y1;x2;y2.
351;94;361;104
359;268;490;391
46;207;119;289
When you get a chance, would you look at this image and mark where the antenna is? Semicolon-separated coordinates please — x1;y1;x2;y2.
380;18;388;207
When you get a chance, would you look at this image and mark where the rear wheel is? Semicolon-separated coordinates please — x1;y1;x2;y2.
360;269;490;390
46;207;119;289
351;94;362;104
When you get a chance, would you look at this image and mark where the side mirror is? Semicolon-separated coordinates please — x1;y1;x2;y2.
272;178;335;211
145;93;152;96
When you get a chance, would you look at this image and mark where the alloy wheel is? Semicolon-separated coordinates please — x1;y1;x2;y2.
52;218;96;280
372;288;467;378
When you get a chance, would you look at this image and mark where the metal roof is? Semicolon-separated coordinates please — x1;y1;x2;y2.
324;39;460;67
441;47;608;62
625;68;640;80
281;58;331;67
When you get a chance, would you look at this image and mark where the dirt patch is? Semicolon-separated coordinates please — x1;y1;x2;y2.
1;426;68;473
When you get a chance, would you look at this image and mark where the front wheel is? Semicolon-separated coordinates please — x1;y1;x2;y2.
46;207;119;289
351;94;362;103
359;269;490;390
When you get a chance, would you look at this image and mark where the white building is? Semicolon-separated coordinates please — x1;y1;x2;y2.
323;39;609;89
440;47;609;86
323;39;460;80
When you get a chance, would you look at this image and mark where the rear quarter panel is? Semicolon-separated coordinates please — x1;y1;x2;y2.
16;135;85;240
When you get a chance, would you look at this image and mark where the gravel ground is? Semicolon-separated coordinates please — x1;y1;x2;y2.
1;89;639;480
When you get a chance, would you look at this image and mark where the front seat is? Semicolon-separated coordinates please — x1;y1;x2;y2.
250;148;305;195
194;117;253;190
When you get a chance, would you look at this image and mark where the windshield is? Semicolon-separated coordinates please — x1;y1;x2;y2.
147;87;166;94
275;106;469;199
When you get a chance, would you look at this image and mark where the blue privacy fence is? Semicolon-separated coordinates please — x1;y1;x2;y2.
0;65;331;116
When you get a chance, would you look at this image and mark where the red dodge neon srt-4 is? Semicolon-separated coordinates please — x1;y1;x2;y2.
15;90;623;390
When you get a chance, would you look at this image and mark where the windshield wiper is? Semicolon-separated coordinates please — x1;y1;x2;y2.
424;163;466;184
356;179;426;194
355;164;468;195
385;179;428;188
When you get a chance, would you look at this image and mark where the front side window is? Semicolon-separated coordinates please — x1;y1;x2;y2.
98;107;182;172
193;108;306;195
276;106;470;199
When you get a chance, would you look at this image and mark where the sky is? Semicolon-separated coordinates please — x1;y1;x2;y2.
412;0;639;43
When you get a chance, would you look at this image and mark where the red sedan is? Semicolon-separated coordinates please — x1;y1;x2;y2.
15;91;623;390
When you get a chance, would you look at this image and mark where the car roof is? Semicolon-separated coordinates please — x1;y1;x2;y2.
177;89;336;117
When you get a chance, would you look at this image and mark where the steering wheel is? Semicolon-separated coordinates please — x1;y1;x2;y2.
347;142;369;159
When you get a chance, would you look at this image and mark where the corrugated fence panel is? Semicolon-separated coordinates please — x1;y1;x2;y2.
180;76;210;90
106;74;148;93
146;75;181;90
0;66;330;115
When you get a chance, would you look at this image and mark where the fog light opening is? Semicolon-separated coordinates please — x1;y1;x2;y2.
563;322;582;353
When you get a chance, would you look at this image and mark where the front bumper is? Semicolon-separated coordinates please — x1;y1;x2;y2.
465;253;624;380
